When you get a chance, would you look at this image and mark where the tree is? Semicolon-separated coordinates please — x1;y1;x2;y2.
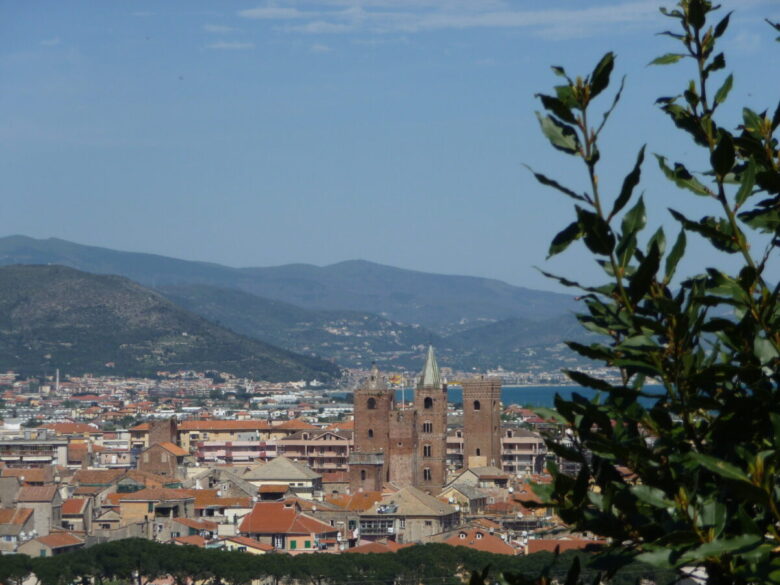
524;1;780;583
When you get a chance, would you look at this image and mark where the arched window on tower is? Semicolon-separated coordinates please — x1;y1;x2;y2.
423;444;431;457
422;421;433;433
423;468;432;481
360;469;366;480
368;429;374;438
476;448;481;456
367;397;376;410
474;400;481;411
424;397;433;409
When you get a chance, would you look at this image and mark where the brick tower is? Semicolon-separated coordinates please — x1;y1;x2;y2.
462;377;502;468
413;346;448;492
349;364;393;492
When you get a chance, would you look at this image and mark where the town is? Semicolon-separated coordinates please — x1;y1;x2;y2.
0;348;606;560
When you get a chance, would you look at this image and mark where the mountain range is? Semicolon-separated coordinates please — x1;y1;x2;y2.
0;235;578;333
0;235;588;374
0;265;340;381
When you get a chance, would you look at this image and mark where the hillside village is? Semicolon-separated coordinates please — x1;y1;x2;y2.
0;352;606;560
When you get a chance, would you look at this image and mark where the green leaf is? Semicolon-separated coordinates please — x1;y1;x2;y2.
682;534;762;563
664;229;686;282
670;209;741;253
621;196;647;236
536;93;578;125
649;53;685;66
754;336;780;365
714;73;733;106
636;547;673;568
656;155;713;196
714;12;732;38
627;240;660;304
548;221;583;258
610;146;646;219
711;132;735;177
735;160;757;207
690;452;751;483
524;165;587;202
589;52;614;100
631;485;674;508
564;369;613;392
536;112;581;155
576;207;615;256
743;108;764;137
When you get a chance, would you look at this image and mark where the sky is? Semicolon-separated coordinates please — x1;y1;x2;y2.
1;0;778;292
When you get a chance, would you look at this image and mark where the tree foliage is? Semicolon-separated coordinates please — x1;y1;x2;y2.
0;541;671;585
525;1;780;584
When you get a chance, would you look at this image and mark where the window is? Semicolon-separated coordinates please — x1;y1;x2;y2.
473;400;481;411
399;518;406;528
425;520;432;527
290;540;297;550
305;540;311;549
360;470;366;480
367;397;376;410
422;422;432;433
476;532;483;539
476;448;481;456
507;430;513;438
459;532;466;539
423;445;431;457
368;429;374;438
423;468;432;481
424;397;433;409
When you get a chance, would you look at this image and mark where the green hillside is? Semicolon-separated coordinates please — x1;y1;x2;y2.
0;265;340;382
159;284;441;368
0;236;578;333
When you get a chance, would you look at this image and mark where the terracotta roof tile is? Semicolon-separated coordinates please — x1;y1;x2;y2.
1;467;52;484
62;498;88;516
0;507;33;526
273;419;318;430
171;535;206;547
224;535;274;551
42;423;100;435
156;442;189;457
18;485;58;502
444;529;516;556
239;502;337;536
526;538;605;555
36;532;84;549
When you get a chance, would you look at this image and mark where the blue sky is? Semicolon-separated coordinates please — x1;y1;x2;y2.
1;0;778;291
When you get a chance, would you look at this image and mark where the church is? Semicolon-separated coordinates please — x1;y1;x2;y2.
348;346;501;493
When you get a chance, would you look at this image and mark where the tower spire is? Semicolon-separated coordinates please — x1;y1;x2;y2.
418;345;441;389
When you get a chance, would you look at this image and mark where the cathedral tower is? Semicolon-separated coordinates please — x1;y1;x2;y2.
413;346;448;491
462;377;502;468
350;364;393;492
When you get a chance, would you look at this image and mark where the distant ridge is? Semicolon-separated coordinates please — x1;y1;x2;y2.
0;236;578;333
0;264;341;381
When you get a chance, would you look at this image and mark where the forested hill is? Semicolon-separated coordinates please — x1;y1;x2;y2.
0;265;340;381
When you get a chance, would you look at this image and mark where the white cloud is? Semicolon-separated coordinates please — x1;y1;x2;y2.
237;0;665;39
239;6;314;19
206;41;255;50
40;37;61;47
203;24;236;33
310;43;333;52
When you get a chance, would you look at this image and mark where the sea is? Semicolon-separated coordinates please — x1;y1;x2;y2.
393;385;662;408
